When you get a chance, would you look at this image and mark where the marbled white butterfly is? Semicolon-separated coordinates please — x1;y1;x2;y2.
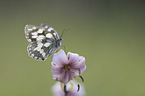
25;24;62;61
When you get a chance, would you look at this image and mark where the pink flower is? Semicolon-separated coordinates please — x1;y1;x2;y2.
52;81;86;96
51;49;86;84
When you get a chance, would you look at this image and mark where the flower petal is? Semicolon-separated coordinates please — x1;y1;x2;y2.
51;62;65;75
59;71;72;84
70;56;85;69
67;52;79;64
61;72;71;84
51;82;65;96
79;64;86;74
52;49;68;67
52;69;66;81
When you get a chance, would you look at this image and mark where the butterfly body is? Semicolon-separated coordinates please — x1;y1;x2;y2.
25;24;62;61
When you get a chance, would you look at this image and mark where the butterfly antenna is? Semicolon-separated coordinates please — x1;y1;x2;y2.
60;28;70;52
60;28;71;38
60;29;65;38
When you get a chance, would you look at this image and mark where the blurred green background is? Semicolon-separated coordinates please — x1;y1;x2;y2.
0;0;145;96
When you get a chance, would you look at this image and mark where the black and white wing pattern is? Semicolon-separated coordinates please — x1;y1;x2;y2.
25;24;62;61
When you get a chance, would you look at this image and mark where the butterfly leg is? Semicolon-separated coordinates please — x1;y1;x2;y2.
60;45;67;53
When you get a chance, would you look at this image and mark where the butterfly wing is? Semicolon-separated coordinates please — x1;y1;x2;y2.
25;24;60;61
40;24;60;39
27;42;57;61
25;25;40;42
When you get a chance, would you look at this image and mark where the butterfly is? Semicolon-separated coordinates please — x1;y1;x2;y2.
25;23;63;61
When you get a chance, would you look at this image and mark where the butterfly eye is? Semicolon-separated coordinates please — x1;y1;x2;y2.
60;38;63;41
